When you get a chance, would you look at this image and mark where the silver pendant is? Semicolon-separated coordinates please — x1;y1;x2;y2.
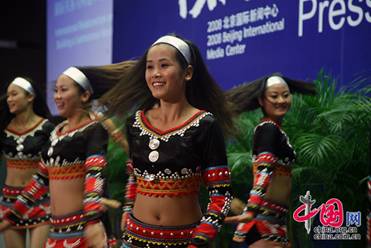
148;150;159;162
47;147;53;157
149;138;160;150
51;139;58;146
16;137;25;144
16;144;24;151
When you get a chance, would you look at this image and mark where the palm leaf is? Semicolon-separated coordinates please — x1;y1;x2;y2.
295;133;342;167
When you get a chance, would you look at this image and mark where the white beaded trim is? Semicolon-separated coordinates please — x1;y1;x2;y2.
4;119;48;160
254;121;296;165
133;110;211;142
134;167;201;181
47;120;97;158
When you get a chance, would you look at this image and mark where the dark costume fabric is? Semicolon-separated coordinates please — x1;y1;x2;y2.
4;119;108;247
0;119;54;229
122;110;232;247
233;119;295;245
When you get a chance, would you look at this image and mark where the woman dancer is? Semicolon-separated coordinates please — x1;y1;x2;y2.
0;77;54;248
101;34;233;247
1;62;134;247
225;74;315;247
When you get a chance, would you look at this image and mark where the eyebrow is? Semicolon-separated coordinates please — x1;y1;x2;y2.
55;84;68;88
268;90;290;93
146;58;170;63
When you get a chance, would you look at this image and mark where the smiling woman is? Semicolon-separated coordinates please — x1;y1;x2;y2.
224;73;315;248
0;77;53;248
144;43;192;103
100;34;234;247
0;61;136;248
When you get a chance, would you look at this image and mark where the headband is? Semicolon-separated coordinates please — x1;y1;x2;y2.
266;76;288;88
11;77;35;95
63;67;93;93
152;35;191;64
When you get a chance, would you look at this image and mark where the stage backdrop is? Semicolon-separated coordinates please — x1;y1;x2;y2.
47;0;113;114
113;0;371;90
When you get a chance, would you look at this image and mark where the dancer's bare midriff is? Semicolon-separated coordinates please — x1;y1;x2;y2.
6;167;38;187
49;178;84;216
133;194;202;226
265;174;291;206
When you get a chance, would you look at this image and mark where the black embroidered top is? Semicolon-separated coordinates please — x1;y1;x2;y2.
127;110;228;182
233;119;296;243
246;119;296;215
126;110;232;245
6;119;109;224
42;120;108;169
253;120;296;167
0;119;54;165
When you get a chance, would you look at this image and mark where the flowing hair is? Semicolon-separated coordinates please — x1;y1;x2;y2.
100;35;235;136
225;72;316;115
55;60;137;118
77;60;137;100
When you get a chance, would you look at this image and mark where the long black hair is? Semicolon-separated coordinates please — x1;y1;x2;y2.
100;35;235;136
56;61;137;118
0;77;51;131
76;60;137;100
225;72;316;115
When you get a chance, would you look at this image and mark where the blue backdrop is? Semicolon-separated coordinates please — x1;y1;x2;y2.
113;0;371;89
47;0;113;114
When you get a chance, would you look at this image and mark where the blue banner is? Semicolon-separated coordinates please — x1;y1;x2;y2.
47;0;113;113
113;0;371;89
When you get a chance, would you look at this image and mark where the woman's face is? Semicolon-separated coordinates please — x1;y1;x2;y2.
259;83;292;121
6;84;33;114
145;44;192;102
54;75;89;118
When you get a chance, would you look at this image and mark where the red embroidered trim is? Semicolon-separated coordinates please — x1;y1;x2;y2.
6;118;45;135
49;164;85;180
140;110;205;135
125;175;137;201
56;119;95;136
202;166;231;184
136;176;201;197
125;213;195;241
2;185;23;197
50;212;85;227
85;155;106;168
254;153;277;164
7;160;39;170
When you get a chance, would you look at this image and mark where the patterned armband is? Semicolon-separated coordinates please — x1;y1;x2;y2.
84;154;106;221
191;166;232;245
123;160;136;213
247;152;276;211
12;171;49;218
